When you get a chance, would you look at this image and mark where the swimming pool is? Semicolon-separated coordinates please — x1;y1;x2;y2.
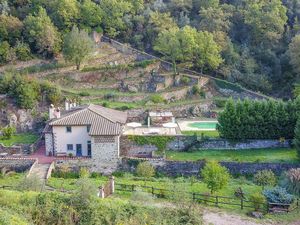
188;121;218;130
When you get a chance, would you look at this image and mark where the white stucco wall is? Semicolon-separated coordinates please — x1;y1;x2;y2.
53;126;91;156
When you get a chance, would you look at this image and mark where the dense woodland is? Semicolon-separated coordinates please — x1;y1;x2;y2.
0;0;300;98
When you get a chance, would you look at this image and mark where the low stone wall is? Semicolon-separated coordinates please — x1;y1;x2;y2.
55;159;93;173
120;136;291;157
0;144;23;155
121;158;300;176
0;158;36;172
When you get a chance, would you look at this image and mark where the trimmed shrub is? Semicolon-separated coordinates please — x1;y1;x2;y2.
254;170;277;188
263;187;294;204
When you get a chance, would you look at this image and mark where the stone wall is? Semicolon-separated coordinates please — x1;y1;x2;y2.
0;144;22;155
45;133;53;156
121;158;300;176
91;136;120;174
120;136;291;156
0;159;36;172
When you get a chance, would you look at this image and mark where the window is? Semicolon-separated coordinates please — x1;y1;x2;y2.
67;144;73;151
87;125;91;133
66;126;72;133
87;141;91;157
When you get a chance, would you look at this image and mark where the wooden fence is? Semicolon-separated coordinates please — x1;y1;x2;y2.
115;183;299;213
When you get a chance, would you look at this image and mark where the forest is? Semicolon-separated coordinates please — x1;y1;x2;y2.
0;0;300;98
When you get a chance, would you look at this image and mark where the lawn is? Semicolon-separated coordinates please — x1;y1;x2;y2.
181;130;220;138
47;175;261;198
0;133;39;147
166;148;299;163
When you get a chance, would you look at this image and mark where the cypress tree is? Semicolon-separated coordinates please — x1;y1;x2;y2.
293;117;300;159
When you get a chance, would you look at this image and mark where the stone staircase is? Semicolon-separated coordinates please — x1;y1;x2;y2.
27;163;51;181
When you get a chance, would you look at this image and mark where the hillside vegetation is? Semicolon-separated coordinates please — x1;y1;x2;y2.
0;0;299;99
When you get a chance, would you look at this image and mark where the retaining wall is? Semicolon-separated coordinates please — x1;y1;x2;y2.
0;158;36;172
120;136;291;157
121;158;300;176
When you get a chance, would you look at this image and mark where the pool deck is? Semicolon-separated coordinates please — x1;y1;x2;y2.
177;120;217;131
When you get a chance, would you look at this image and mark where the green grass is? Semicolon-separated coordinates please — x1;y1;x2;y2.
48;175;261;198
0;173;25;186
181;130;220;138
0;133;38;147
166;148;299;163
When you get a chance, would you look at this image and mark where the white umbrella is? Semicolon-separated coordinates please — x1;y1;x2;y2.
126;122;142;134
162;122;177;135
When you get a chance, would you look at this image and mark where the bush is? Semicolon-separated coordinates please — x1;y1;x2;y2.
14;41;32;61
214;98;227;108
79;167;90;178
136;161;155;179
104;92;115;100
78;91;90;97
17;175;43;191
249;192;266;211
1;126;16;140
150;94;165;104
280;168;300;196
201;161;230;194
254;170;277;188
181;76;190;85
263;187;294;204
130;188;155;203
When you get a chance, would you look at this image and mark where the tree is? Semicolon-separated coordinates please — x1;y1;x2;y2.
154;27;181;74
24;7;61;57
194;31;222;72
254;170;277;189
99;0;132;37
288;34;300;76
63;26;94;70
80;0;103;31
293;116;300;159
201;161;230;194
0;14;23;45
47;0;80;30
244;0;288;45
0;41;15;64
136;161;155;179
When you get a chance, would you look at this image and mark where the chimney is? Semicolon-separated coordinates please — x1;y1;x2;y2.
49;104;55;120
65;99;70;111
54;107;61;119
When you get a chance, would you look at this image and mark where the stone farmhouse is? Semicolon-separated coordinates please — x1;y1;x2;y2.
44;104;127;168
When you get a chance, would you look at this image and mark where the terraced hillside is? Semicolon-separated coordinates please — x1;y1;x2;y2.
1;39;269;121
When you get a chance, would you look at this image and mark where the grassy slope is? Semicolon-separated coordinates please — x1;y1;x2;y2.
166;148;298;163
0;134;38;147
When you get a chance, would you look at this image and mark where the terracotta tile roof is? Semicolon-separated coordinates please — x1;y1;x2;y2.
49;104;127;136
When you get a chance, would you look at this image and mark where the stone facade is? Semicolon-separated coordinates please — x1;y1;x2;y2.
45;133;53;156
91;136;120;174
0;144;22;155
121;158;300;177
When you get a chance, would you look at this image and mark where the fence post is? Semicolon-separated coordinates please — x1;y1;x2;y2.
152;186;154;196
193;193;195;202
132;184;135;192
241;198;243;210
110;176;115;194
215;196;219;207
98;186;105;199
